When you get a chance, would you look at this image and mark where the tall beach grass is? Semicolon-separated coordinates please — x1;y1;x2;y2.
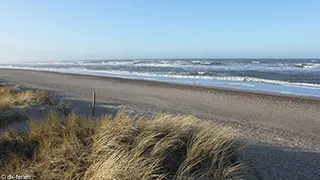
0;112;243;179
0;86;50;110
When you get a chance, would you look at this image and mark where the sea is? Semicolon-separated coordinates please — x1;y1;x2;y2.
1;59;320;97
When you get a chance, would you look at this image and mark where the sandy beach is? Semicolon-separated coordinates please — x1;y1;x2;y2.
1;69;320;179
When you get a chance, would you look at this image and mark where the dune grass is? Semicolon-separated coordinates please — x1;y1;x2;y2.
0;86;68;127
0;86;50;110
0;111;243;179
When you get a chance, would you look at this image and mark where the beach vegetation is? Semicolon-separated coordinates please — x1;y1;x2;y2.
0;85;67;127
0;112;243;179
0;85;50;109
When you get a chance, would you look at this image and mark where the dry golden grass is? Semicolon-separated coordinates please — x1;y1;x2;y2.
0;112;243;180
0;112;98;179
0;86;64;127
0;86;50;109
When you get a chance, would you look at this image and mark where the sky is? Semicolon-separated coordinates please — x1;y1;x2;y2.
0;0;320;62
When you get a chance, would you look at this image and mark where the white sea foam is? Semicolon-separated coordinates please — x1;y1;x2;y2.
294;63;320;69
2;65;318;89
1;60;320;98
157;74;320;88
197;72;206;75
251;61;260;64
10;60;320;74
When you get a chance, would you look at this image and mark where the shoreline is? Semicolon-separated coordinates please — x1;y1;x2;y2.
1;69;319;134
1;69;320;179
1;68;320;101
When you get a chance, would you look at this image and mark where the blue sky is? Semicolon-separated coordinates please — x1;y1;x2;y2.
0;0;319;62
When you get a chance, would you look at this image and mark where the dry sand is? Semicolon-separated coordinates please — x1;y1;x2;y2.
1;69;320;179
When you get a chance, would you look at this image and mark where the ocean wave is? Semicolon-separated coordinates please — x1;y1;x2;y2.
81;60;320;70
103;61;135;66
209;76;320;88
251;61;260;64
190;60;224;66
12;60;320;73
174;72;214;76
1;65;320;98
158;73;320;88
1;65;319;88
294;63;320;69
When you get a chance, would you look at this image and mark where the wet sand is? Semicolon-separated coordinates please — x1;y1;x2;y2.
1;69;320;179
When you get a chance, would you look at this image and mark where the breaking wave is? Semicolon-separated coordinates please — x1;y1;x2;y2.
1;58;319;97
